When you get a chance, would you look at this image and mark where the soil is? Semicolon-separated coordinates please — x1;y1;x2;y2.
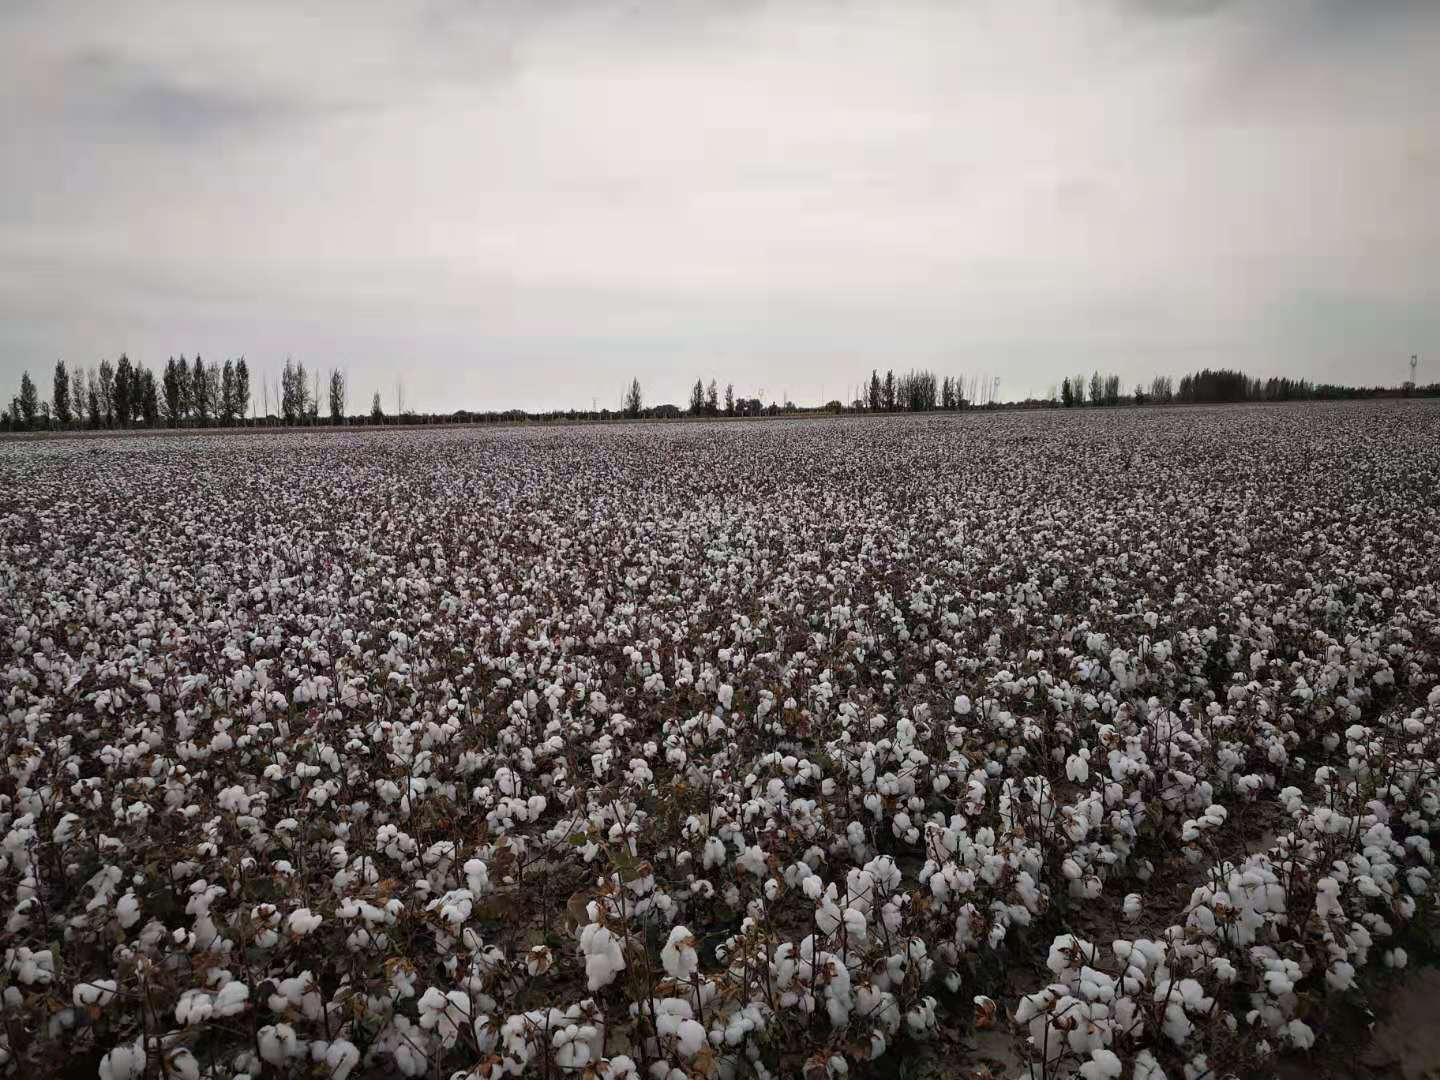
1277;967;1440;1080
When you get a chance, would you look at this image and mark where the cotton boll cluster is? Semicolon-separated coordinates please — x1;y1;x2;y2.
661;925;699;981
73;979;119;1009
286;907;322;937
1013;707;1440;1076
1;403;1439;1077
578;919;628;992
175;980;249;1024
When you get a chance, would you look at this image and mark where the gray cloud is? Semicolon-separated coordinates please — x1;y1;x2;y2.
60;51;308;142
2;0;1437;410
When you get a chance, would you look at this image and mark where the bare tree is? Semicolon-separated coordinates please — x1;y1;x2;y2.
221;359;236;425
281;358;298;423
98;358;115;427
1100;374;1118;406
235;358;250;424
329;369;346;424
70;365;85;429
623;378;643;419
86;367;101;427
52;360;70;427
17;371;39;428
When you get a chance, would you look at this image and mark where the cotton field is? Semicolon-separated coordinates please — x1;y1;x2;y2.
2;401;1440;1080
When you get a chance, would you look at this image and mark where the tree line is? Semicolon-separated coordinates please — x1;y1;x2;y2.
1168;368;1399;404
676;369;1000;419
1055;368;1435;407
851;369;1010;412
684;378;770;418
5;359;1435;432
3;356;255;431
2;356;375;431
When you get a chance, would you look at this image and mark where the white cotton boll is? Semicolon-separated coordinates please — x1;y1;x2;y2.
526;945;554;976
816;895;843;936
392;1034;428;1078
167;1048;200;1080
1263;971;1294;996
1079;1048;1123;1080
30;979;68;1026
288;907;322;936
432;889;474;926
1326;961;1356;992
736;845;769;877
1134;1050;1168;1080
1386;948;1408;969
1175;979;1213;1014
1066;754;1089;783
325;1040;360;1080
1162;1002;1194;1044
418;988;470;1047
73;978;119;1008
215;980;250;1017
1285;1019;1316;1050
258;1024;299;1066
176;989;214;1025
1123;893;1142;921
954;695;972;715
904;996;937;1037
112;889;142;929
553;1024;598;1070
842;906;867;943
8;947;54;985
579;924;627;990
464;858;491;895
662;926;699;981
52;813;82;844
99;1039;146;1080
717;684;734;709
675;1018;706;1058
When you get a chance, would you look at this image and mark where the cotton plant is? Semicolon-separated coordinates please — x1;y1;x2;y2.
0;406;1438;1077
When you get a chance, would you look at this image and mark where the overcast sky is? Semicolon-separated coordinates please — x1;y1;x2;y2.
2;0;1436;411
